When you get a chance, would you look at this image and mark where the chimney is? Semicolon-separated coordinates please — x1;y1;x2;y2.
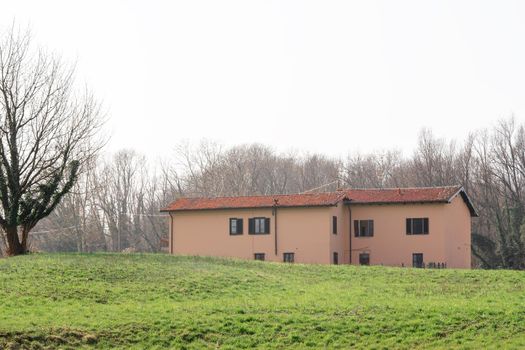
398;188;402;195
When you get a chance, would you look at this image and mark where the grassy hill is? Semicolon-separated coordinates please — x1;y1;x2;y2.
0;254;524;349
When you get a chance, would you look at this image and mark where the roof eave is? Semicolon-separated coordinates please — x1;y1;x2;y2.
160;203;340;213
344;199;450;205
447;187;479;217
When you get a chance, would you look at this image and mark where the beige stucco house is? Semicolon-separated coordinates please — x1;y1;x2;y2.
161;186;477;268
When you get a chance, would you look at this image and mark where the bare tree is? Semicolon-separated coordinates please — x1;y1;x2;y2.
343;151;405;189
95;150;142;251
0;27;103;255
34;156;107;253
411;129;458;187
470;118;525;269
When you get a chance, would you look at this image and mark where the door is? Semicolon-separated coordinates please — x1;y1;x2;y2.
412;253;424;268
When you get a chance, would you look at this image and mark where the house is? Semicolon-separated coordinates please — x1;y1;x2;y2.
160;185;477;268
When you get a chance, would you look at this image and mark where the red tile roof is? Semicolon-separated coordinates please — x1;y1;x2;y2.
345;186;462;204
161;185;477;216
161;192;347;212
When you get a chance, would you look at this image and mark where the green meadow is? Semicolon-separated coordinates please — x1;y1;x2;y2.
0;253;524;349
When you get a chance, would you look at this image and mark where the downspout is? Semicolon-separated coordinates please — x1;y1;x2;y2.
169;212;174;254
347;205;352;264
273;199;278;256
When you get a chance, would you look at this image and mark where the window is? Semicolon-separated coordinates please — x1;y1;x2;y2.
354;220;374;237
406;218;429;235
248;217;270;234
333;252;339;265
412;253;424;268
254;253;265;261
332;216;338;234
283;252;295;263
229;218;243;235
359;253;370;265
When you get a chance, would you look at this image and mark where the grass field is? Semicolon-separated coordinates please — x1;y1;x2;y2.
0;254;524;349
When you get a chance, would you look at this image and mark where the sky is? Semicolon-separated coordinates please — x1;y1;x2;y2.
1;0;525;160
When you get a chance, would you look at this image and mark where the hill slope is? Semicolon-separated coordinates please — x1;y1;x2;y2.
0;253;524;349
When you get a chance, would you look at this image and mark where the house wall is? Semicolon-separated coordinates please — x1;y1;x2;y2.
168;198;472;268
329;203;350;264
349;200;471;268
170;206;334;264
350;202;447;267
443;196;472;268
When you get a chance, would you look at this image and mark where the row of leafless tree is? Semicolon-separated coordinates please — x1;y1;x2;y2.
10;117;523;268
26;151;169;253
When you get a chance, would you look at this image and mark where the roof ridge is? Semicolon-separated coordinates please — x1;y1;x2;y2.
177;191;340;201
175;186;463;201
345;185;462;191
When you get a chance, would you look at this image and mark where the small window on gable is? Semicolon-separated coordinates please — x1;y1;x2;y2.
229;218;243;235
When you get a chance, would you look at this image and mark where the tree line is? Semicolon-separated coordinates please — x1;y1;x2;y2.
1;118;522;269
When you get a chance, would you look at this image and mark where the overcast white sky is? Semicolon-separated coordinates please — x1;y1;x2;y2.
2;1;525;159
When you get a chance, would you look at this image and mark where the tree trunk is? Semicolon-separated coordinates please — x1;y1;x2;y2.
4;226;27;256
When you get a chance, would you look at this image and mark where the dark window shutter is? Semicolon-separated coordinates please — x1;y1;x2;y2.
354;220;359;237
237;219;243;234
368;220;374;236
332;216;337;234
265;218;270;233
424;218;429;234
406;219;411;234
248;218;255;234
